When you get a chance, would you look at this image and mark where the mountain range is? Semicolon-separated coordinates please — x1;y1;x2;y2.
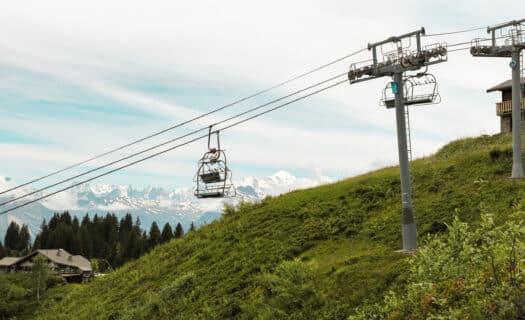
0;171;328;240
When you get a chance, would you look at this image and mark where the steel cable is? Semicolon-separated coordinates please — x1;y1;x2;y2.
0;48;366;196
0;73;348;209
0;78;348;215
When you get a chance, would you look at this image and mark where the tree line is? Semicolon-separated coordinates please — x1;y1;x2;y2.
1;222;31;257
0;211;195;269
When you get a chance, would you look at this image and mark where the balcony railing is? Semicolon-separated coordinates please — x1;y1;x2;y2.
496;99;525;115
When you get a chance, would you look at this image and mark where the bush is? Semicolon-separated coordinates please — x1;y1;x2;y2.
350;212;525;319
489;147;513;161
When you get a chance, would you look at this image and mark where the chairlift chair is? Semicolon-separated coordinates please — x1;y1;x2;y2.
194;127;235;199
381;73;440;108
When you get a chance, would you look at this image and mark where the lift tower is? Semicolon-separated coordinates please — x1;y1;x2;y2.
348;28;448;251
471;19;525;178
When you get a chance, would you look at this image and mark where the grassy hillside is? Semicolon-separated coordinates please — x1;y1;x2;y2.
34;133;525;319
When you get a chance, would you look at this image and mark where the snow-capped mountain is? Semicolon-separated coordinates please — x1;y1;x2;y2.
0;171;329;240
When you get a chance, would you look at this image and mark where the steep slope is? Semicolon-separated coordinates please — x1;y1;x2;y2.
35;133;525;319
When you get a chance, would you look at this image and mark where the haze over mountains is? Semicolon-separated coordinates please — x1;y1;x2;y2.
0;171;329;239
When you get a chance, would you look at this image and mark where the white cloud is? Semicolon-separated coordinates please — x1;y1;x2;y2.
0;0;523;191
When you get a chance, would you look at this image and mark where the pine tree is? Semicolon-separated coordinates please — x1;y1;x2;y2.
33;235;42;250
119;213;133;243
48;213;60;230
174;223;184;238
91;214;104;258
4;222;20;251
122;218;144;260
189;221;196;232
80;214;91;229
113;242;122;267
72;216;80;234
102;214;119;264
79;215;94;258
79;226;94;258
39;219;50;249
148;222;161;250
141;231;148;255
124;228;142;260
160;223;173;243
61;211;72;226
17;224;31;252
102;214;119;244
0;241;5;258
71;233;81;255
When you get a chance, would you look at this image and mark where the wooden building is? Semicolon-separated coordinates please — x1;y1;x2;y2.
0;249;92;283
0;257;20;272
487;77;525;133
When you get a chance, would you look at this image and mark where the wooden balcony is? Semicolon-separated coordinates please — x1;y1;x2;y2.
497;99;525;115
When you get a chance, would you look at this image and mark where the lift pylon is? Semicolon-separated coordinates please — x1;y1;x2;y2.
348;28;448;252
471;18;525;179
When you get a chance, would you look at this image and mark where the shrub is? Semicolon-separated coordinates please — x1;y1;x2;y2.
350;213;525;319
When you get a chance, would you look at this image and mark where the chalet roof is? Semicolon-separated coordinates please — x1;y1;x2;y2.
487;77;525;93
0;257;20;267
38;249;92;272
16;249;92;272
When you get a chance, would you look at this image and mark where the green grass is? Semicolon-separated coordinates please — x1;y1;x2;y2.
32;133;525;319
0;272;68;320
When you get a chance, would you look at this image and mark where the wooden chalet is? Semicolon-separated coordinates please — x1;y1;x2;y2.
0;257;20;271
487;77;525;133
0;249;92;283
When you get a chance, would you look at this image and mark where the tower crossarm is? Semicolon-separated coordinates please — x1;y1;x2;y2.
470;45;515;58
348;28;447;84
471;18;525;57
487;18;525;34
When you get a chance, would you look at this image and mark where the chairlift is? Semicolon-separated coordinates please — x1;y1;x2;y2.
194;127;235;199
381;73;441;109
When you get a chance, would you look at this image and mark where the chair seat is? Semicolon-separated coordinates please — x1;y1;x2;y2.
195;191;224;198
200;172;223;183
384;97;434;108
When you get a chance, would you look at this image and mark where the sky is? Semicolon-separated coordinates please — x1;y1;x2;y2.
0;0;524;191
